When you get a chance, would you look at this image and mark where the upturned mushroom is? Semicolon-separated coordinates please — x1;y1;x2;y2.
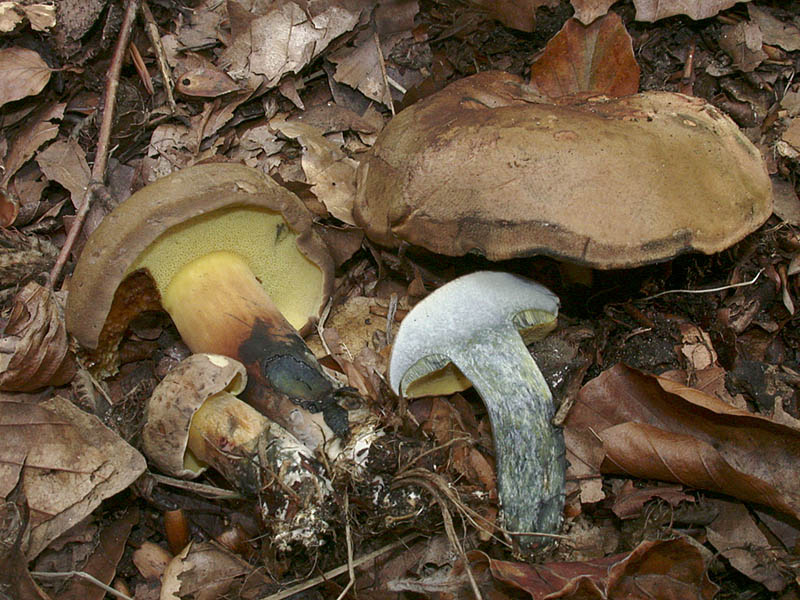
354;71;772;269
142;353;331;546
66;163;348;450
389;271;564;552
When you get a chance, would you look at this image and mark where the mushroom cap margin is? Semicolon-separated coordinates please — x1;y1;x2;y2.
142;353;247;479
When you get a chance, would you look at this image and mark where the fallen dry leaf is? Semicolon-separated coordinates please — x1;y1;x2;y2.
470;0;558;32
0;47;51;109
705;498;788;592
570;0;617;24
271;116;358;224
174;65;241;98
160;541;269;600
0;393;146;560
487;537;717;599
36;139;91;209
58;508;138;600
564;364;800;522
719;21;767;72
529;13;639;99
0;482;51;600
0;102;65;188
632;0;748;22
248;2;361;86
0;282;75;392
611;481;695;520
748;5;800;52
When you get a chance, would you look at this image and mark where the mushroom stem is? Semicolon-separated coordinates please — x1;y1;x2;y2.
187;390;271;495
426;323;566;549
160;250;344;450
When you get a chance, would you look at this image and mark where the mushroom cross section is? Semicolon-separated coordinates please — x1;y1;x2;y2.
65;163;347;450
389;271;565;550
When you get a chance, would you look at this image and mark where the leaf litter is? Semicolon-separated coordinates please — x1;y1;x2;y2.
0;1;798;599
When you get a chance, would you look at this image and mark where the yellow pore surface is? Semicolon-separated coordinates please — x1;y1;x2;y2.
129;206;323;330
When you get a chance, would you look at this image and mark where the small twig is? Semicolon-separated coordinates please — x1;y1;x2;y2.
385;292;398;344
31;571;133;600
639;268;764;301
141;0;177;113
49;0;140;289
373;30;395;115
258;533;421;600
334;495;355;600
148;473;244;500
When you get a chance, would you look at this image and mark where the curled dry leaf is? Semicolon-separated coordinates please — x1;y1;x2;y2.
0;47;51;109
470;0;558;32
272;116;358;224
0;281;75;392
570;0;617;25
529;13;639;99
0;393;146;560
161;541;269;600
564;364;800;521
36;139;91;209
488;537;717;599
632;0;747;22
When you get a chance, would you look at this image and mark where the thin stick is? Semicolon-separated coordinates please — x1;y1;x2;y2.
259;533;420;600
640;268;764;301
373;31;395;115
31;571;133;600
49;0;141;289
334;495;355;600
141;0;177;113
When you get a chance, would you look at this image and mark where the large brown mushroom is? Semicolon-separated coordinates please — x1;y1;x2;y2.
354;71;772;268
66;163;347;450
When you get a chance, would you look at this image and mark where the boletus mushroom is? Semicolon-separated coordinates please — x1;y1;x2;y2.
354;71;772;269
66;163;348;450
142;353;331;546
389;271;564;552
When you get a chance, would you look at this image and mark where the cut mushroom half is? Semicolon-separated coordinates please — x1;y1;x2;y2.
143;353;332;546
66;163;351;451
389;271;565;552
142;354;324;492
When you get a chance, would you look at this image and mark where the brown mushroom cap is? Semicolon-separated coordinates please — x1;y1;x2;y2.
66;163;334;355
353;71;773;268
142;353;247;479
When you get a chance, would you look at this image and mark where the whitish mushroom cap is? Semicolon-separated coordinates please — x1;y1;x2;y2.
389;271;559;397
142;354;247;479
66;163;334;352
354;71;773;268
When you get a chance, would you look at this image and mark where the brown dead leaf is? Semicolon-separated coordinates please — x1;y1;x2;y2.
529;13;639;99
611;481;695;520
329;33;392;107
59;508;138;600
719;21;767;72
160;541;269;600
489;537;716;599
632;0;747;22
1;102;65;188
748;5;800;52
705;498;788;592
248;2;361;86
175;65;242;98
0;482;52;600
0;282;75;392
0;393;146;560
36;140;91;209
0;47;51;109
470;0;558;32
564;364;800;521
271;116;358;224
570;0;617;24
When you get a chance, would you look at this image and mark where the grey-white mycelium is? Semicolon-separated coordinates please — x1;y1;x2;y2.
389;271;564;552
